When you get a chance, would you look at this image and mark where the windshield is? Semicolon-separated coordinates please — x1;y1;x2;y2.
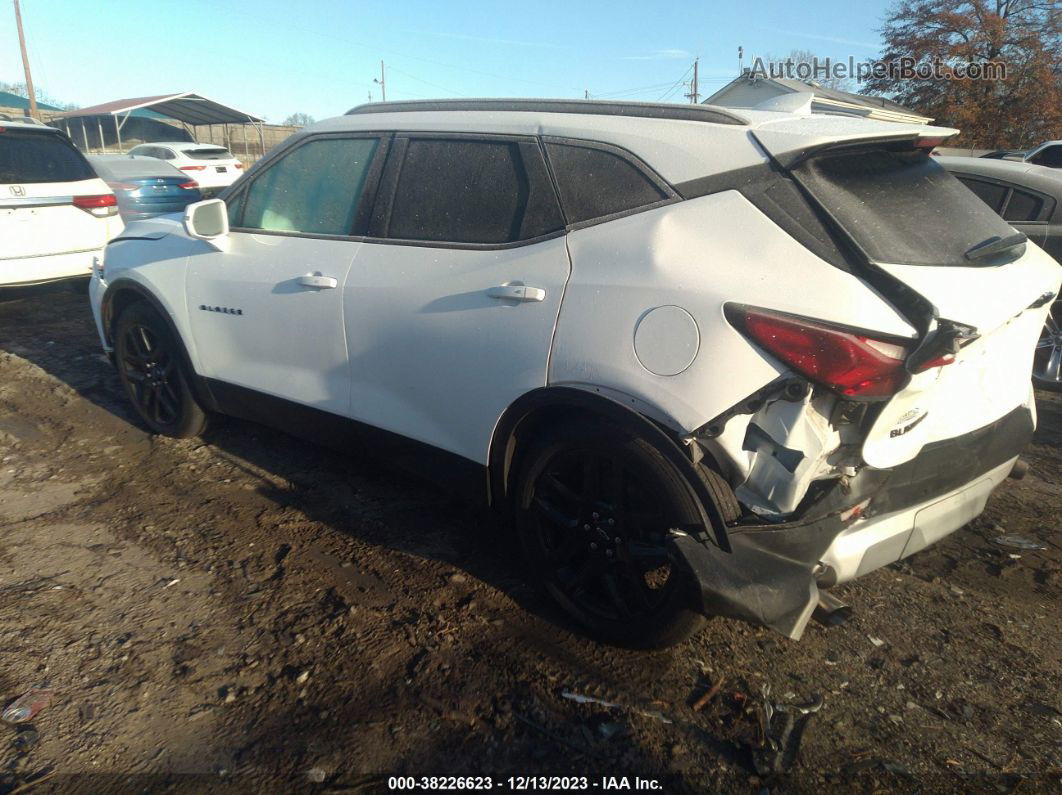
184;147;233;160
0;130;96;184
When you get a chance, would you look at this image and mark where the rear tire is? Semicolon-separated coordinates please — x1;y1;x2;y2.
114;302;208;438
513;419;714;649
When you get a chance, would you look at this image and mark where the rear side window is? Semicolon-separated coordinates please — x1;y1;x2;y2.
240;137;378;235
545;142;668;224
955;176;1008;213
1003;187;1048;222
0;131;95;184
793;149;1017;267
386;138;562;244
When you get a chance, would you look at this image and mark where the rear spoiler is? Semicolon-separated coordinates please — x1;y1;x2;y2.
751;120;960;169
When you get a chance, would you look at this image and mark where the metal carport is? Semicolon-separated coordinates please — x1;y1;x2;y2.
52;92;266;156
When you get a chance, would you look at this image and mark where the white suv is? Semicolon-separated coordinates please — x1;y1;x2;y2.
125;142;244;192
1;121;123;287
89;100;1060;648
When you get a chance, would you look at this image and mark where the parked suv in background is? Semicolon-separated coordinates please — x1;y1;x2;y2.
938;155;1062;390
1;121;123;288
125;142;243;193
89;100;1060;647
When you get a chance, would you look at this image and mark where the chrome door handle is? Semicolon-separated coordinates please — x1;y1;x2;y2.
298;273;338;289
486;285;546;302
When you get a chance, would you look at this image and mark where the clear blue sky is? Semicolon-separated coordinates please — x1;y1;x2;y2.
1;0;890;122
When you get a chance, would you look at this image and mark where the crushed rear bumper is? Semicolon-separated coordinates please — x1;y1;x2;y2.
673;406;1034;639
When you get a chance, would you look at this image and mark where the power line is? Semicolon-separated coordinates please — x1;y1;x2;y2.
386;65;468;97
656;63;695;102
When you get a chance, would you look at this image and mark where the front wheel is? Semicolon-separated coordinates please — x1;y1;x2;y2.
513;419;716;649
114;302;208;438
1033;300;1062;392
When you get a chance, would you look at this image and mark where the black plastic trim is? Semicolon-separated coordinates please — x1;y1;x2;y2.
344;98;747;126
205;379;488;504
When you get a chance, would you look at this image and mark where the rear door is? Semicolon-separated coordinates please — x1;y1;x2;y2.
342;134;570;464
778;140;1061;467
0;128;109;260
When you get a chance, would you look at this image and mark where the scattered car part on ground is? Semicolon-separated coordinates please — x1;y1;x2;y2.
87;155;202;222
0;121;123;288
88;99;1060;647
2;687;52;724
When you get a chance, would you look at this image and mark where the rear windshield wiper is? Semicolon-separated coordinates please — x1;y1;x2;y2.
964;232;1027;262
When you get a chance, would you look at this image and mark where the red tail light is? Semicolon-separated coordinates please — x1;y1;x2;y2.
107;182;139;191
73;193;119;217
234;162;244;169
180;165;206;171
179;180;200;190
728;306;911;398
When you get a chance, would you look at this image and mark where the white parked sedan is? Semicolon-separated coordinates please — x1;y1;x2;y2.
125;142;244;192
89;99;1060;648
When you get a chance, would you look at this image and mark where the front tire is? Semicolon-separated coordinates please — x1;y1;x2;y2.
114;302;208;438
513;419;714;649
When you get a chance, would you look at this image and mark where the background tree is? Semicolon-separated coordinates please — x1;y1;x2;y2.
282;112;315;126
863;0;1062;148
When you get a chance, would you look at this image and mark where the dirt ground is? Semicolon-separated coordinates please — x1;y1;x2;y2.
0;286;1059;794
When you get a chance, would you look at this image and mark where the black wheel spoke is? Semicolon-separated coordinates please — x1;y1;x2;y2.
581;455;603;504
601;573;634;619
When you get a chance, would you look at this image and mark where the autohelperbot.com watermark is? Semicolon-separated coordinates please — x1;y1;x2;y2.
747;55;1007;82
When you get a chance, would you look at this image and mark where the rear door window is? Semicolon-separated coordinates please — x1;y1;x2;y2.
238;137;379;236
0;130;95;184
792;149;1017;267
383;137;563;244
1029;145;1062;168
545;141;669;224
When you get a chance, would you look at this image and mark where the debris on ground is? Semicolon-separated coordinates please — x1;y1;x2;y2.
749;683;824;776
561;690;672;724
691;675;726;712
2;688;53;724
993;535;1048;551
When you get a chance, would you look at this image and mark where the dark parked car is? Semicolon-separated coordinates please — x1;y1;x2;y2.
88;155;202;222
939;156;1062;390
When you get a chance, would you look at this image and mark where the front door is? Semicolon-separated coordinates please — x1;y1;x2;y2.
186;134;383;416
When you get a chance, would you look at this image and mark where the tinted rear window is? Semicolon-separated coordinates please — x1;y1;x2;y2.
184;147;233;160
546;142;668;224
793;149;1016;267
1003;187;1048;222
90;157;183;179
955;176;1008;213
0;130;95;184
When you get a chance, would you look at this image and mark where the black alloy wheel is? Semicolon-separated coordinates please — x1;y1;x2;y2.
1033;300;1062;391
114;302;208;437
515;421;710;648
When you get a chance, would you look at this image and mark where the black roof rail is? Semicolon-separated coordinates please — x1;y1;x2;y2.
344;98;747;126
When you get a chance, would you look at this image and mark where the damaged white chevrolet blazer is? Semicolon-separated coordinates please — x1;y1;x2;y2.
89;99;1060;648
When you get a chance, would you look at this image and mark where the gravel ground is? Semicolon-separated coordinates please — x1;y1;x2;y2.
0;286;1059;794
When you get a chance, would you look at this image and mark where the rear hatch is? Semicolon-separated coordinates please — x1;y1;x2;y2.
753;119;1062;468
0;127;114;259
182;146;240;178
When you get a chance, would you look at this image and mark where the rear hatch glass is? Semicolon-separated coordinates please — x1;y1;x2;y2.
0;129;95;183
791;149;1017;268
184;147;233;160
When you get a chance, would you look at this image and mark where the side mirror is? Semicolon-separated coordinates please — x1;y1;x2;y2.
184;199;230;251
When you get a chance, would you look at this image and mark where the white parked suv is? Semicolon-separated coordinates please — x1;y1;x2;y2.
125;142;243;192
89;100;1060;647
1;121;123;287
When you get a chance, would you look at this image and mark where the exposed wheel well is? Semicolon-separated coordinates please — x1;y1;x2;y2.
488;388;735;550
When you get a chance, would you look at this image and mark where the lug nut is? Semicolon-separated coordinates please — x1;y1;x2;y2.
605;550;613;557
583;524;590;531
607;518;615;526
592;512;599;519
590;542;598;550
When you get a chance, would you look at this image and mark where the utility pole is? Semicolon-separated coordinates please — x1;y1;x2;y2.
374;61;386;102
684;57;699;104
584;89;590;100
13;0;38;119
